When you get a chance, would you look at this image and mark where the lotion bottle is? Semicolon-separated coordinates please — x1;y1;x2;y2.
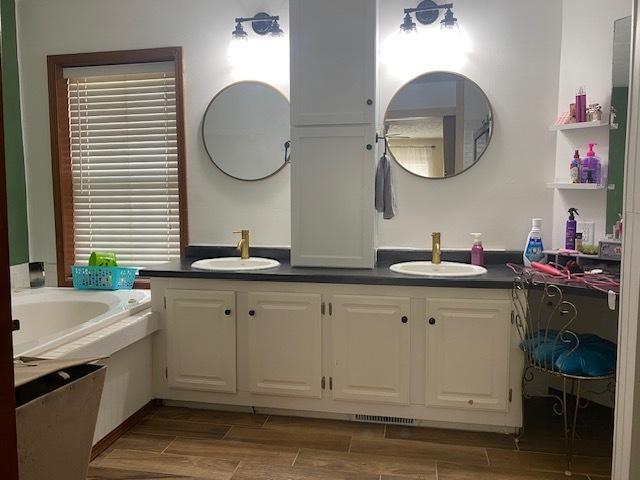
570;150;581;183
470;233;484;266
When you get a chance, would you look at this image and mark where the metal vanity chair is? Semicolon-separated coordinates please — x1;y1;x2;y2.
511;269;616;475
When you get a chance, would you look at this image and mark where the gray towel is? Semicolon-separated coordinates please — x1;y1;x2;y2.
375;153;397;219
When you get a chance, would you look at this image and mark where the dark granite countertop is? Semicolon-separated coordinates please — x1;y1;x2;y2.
139;247;613;299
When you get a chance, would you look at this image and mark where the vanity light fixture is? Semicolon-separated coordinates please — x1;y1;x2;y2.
400;0;459;33
231;12;284;40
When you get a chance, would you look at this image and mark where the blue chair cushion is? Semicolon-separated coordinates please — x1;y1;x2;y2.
520;331;616;377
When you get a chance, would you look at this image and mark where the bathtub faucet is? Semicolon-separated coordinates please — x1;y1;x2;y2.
29;262;45;288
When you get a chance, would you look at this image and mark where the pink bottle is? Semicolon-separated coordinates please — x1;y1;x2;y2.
470;233;484;266
575;87;587;123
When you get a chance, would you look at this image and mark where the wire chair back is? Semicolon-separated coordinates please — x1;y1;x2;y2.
512;269;580;376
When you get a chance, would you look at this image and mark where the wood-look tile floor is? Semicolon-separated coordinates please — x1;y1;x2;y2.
88;400;613;480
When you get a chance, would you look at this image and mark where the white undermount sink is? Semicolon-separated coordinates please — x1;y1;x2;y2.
390;261;488;277
191;257;281;272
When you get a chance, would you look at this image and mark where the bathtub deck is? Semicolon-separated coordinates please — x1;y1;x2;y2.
88;400;613;479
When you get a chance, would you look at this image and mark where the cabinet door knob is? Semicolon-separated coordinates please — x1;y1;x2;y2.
468;399;474;405
366;144;373;150
249;310;256;316
366;98;373;105
428;317;436;325
401;316;408;323
225;309;232;316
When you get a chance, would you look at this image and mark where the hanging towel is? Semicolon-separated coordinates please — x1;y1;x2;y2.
375;153;397;219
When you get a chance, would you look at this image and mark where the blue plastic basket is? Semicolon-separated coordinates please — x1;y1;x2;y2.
71;265;137;290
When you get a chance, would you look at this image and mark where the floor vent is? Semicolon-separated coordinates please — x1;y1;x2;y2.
354;414;416;425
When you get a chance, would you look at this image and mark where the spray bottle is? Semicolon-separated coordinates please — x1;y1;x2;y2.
565;208;579;250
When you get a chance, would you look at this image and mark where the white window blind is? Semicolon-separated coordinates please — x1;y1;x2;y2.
66;63;180;268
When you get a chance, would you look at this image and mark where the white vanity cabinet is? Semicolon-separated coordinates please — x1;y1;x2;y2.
425;298;513;411
246;292;323;398
290;0;377;126
165;289;236;393
153;279;522;432
330;295;410;404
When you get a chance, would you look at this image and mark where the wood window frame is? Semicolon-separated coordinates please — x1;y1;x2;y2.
47;47;188;287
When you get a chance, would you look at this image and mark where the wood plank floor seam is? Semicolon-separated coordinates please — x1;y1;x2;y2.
159;437;178;456
292;448;301;467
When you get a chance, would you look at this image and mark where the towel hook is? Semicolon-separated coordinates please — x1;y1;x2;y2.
375;133;388;155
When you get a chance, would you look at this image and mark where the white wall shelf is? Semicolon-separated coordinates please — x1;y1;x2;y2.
546;181;606;190
549;120;610;131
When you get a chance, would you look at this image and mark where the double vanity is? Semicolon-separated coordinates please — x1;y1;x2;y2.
141;245;524;433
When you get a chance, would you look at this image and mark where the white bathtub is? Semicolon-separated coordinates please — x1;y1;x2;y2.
12;287;152;357
12;287;159;445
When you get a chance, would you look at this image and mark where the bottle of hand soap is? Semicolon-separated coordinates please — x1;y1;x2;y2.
523;218;544;267
470;233;484;266
581;143;602;184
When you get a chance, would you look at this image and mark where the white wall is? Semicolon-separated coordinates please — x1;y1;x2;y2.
552;0;632;249
21;0;621;261
17;0;291;271
377;0;561;250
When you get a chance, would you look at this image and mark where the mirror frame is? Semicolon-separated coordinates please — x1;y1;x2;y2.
201;80;290;182
384;70;494;180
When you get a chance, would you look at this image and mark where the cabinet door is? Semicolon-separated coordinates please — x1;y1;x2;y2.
290;0;377;125
165;289;236;393
247;292;322;398
426;298;511;411
291;125;375;268
331;295;410;404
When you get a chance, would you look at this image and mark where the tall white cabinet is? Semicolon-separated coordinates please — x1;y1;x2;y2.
290;0;377;268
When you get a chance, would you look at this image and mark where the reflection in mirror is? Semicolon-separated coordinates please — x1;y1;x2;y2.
607;16;631;233
384;72;492;179
202;81;290;181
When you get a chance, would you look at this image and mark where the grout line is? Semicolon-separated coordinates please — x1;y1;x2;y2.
159;436;178;455
222;426;233;440
230;460;241;478
291;448;301;467
484;448;491;466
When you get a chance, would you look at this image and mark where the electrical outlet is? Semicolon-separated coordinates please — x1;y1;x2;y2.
577;221;595;245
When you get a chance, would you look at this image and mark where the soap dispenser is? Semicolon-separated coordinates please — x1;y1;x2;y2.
470;233;484;266
581;143;602;184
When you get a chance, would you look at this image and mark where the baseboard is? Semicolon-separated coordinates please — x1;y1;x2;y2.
91;399;159;461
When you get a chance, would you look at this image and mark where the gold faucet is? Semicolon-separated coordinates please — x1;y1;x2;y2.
432;232;441;265
234;230;250;259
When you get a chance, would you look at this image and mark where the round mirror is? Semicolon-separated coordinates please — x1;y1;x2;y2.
202;81;290;181
384;72;493;179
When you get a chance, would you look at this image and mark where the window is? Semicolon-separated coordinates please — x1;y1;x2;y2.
48;48;188;286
